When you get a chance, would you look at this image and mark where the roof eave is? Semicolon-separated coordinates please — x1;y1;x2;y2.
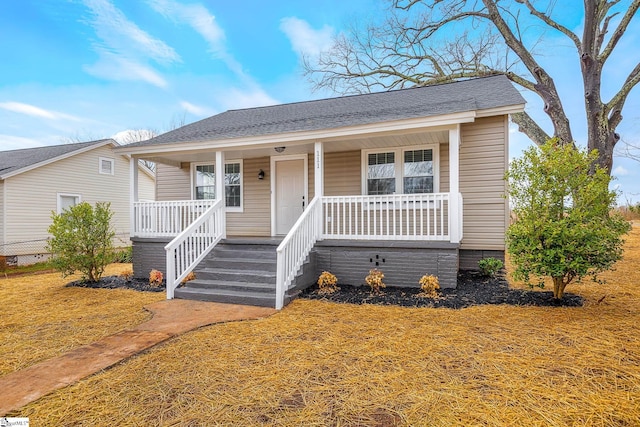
0;139;117;180
115;110;487;156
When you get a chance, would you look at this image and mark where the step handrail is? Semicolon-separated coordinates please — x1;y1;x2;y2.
275;196;322;310
165;198;225;299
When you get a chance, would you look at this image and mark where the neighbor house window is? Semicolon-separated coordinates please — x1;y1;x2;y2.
362;146;438;195
57;193;81;214
192;161;243;211
99;157;114;175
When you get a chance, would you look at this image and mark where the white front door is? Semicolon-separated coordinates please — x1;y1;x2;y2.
275;158;306;235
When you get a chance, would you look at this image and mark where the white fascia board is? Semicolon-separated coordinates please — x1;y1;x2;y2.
114;111;478;156
0;139;117;180
475;104;526;118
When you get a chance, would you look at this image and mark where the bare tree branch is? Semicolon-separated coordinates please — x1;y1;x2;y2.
599;0;640;63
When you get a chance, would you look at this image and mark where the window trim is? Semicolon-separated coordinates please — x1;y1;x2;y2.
190;160;244;212
99;157;115;175
361;144;439;195
57;193;82;214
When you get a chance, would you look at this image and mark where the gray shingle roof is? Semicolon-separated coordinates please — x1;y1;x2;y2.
128;75;524;148
0;139;113;179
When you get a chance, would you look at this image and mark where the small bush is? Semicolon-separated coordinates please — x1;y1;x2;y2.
181;271;196;284
365;268;386;294
149;269;164;287
112;247;133;263
478;257;504;278
119;269;133;281
46;201;115;283
418;274;440;298
317;271;339;294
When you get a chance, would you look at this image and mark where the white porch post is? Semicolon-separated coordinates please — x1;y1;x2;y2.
215;150;227;239
314;142;324;197
129;157;139;237
314;141;324;239
449;125;461;244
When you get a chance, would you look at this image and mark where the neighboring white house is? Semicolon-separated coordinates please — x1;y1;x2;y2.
0;139;155;266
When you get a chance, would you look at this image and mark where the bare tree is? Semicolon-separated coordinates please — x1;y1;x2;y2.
305;0;640;173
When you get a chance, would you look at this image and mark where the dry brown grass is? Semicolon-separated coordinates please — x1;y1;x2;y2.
0;263;164;375
13;228;640;426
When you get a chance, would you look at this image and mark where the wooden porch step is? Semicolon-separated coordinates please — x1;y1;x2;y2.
199;257;277;272
185;279;275;293
174;287;275;307
195;267;276;283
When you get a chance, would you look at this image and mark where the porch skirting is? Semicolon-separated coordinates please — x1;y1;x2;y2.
131;237;171;279
314;240;459;289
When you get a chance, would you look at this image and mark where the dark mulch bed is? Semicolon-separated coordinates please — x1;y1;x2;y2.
66;276;166;293
300;270;584;309
68;271;584;308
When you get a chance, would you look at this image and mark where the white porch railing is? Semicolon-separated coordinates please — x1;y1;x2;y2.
322;193;451;240
133;200;216;237
164;199;225;299
275;197;323;310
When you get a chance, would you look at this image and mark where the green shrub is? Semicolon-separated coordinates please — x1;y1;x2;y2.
505;140;631;299
478;258;504;278
112;246;133;263
46;202;115;283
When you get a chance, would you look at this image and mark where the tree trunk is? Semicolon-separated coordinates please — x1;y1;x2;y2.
552;277;566;299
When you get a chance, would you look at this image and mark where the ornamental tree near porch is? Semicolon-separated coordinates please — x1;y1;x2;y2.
47;201;115;283
505;140;631;299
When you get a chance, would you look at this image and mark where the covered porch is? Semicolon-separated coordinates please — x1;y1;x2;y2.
128;126;464;310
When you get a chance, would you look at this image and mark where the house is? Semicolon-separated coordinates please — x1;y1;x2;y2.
116;75;525;309
0;139;155;266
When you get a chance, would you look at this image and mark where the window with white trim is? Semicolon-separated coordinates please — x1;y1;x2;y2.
57;193;81;213
362;145;438;195
192;161;243;211
99;157;115;175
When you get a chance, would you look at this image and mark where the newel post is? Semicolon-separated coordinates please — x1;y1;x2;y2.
449;125;461;244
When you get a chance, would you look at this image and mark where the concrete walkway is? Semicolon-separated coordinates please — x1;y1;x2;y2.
0;300;276;416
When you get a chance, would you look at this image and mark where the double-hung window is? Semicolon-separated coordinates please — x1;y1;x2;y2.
362;145;438;195
192;161;243;211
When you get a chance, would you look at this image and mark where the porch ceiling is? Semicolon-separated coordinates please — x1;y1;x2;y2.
142;129;449;165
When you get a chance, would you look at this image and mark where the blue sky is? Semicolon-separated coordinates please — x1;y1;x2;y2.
1;0;638;203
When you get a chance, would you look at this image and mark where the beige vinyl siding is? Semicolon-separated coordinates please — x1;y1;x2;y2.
137;168;156;201
459;116;508;250
4;145;140;254
0;180;4;248
156;163;190;201
324;150;362;196
227;157;271;236
439;142;450;192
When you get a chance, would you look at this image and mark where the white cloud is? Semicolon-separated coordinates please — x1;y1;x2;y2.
218;88;278;110
146;0;250;83
84;53;169;88
111;129;157;144
0;134;47;150
81;0;179;86
147;0;225;53
179;101;212;116
280;17;334;58
0;102;82;121
613;165;630;176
